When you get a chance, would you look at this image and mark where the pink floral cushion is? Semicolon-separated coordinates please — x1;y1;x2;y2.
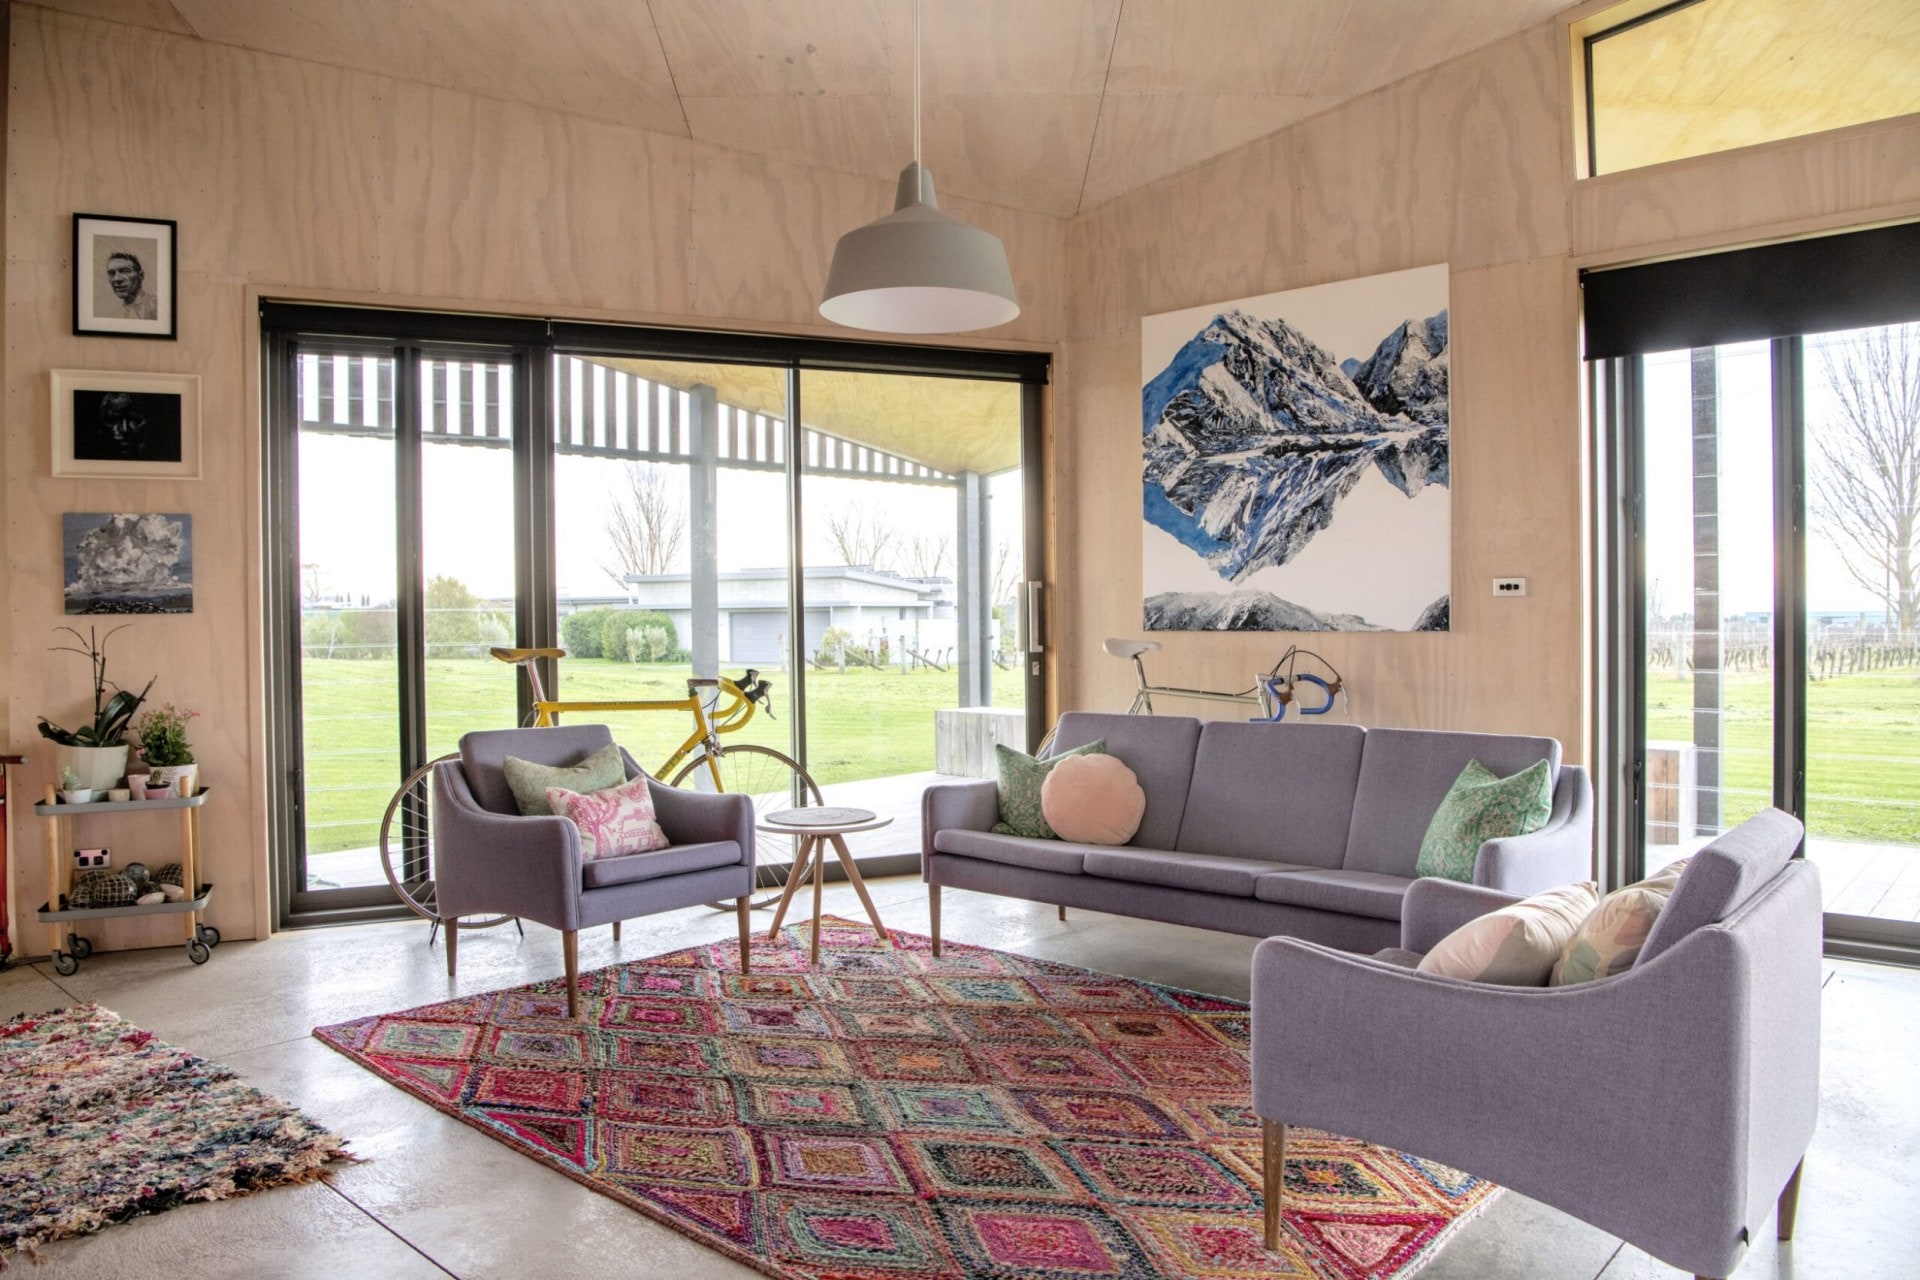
546;773;670;862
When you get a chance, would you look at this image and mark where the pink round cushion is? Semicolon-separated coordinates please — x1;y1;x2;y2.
1040;753;1146;845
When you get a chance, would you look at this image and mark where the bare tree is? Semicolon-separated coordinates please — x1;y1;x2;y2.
902;532;951;579
988;538;1020;609
824;500;897;570
1812;324;1920;642
602;463;688;588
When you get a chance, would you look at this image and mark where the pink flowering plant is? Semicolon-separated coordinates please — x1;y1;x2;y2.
133;703;198;768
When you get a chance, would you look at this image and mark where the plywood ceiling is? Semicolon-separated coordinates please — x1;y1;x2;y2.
46;0;1568;217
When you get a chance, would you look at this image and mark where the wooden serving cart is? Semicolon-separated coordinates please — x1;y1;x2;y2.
34;786;217;975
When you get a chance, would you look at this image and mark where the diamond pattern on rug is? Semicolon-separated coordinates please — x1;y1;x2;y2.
314;918;1498;1279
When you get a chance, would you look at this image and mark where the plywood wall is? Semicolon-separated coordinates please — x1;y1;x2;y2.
1;5;1066;948
1057;16;1920;760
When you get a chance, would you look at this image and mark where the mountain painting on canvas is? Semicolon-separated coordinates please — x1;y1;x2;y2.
1141;264;1451;632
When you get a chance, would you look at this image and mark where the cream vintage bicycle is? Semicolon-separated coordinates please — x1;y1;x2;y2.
378;647;820;931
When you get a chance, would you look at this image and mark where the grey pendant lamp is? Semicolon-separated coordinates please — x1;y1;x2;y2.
819;0;1019;333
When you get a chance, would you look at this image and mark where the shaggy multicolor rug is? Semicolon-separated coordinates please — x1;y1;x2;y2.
0;1003;350;1267
315;919;1497;1279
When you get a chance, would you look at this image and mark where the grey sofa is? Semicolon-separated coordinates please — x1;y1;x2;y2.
1251;808;1818;1280
923;711;1592;955
435;724;757;1016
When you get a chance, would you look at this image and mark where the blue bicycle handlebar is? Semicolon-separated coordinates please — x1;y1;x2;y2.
1252;673;1336;722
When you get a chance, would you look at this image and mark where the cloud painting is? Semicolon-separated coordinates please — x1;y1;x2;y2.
63;512;194;614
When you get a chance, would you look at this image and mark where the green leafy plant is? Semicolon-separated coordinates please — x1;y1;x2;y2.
134;702;198;767
58;765;81;791
37;625;156;747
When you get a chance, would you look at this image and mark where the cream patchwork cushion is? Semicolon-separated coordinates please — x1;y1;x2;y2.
1550;858;1689;986
1418;881;1600;986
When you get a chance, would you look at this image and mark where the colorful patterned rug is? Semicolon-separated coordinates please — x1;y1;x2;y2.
1;1003;351;1268
315;919;1497;1279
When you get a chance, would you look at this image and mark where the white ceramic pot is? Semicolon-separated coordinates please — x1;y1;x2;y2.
147;762;200;796
55;744;130;793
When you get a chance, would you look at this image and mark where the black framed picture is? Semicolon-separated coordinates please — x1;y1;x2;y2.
51;369;202;479
72;213;177;339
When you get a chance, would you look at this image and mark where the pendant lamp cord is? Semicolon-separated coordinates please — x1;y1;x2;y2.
912;0;922;170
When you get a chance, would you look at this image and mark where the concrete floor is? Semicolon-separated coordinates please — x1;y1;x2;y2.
4;877;1915;1280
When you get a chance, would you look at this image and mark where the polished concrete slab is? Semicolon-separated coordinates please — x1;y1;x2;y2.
7;878;1916;1279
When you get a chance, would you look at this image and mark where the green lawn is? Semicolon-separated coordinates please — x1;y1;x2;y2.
301;657;1024;854
1645;666;1920;844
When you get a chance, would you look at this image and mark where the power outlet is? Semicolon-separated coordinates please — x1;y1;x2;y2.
1492;577;1529;597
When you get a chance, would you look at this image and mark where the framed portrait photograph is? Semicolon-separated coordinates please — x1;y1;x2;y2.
73;213;177;339
51;369;202;479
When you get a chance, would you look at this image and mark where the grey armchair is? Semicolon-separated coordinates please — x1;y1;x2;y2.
435;725;757;1017
1251;808;1819;1280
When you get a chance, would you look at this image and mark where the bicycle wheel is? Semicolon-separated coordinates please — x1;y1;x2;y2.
670;743;823;903
379;755;515;930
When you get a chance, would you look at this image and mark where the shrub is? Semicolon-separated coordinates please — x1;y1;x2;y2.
600;609;678;662
626;623;674;663
561;608;610;659
334;607;397;659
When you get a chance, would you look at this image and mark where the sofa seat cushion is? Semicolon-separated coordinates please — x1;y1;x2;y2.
1253;869;1413;921
582;840;741;889
1083;849;1315;898
1372;947;1424;969
932;829;1104;876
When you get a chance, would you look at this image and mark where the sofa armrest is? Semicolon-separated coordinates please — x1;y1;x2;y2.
1473;764;1593;895
1400;878;1523;953
1250;930;1751;1268
921;779;999;877
434;760;583;930
647;778;754;866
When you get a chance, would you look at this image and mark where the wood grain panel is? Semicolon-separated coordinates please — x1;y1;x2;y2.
169;0;689;136
5;262;263;950
1103;0;1358;96
28;0;195;35
1570;113;1920;262
374;83;696;315
1079;93;1313;213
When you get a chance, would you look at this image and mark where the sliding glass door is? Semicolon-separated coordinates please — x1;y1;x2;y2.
265;307;1048;925
1600;315;1920;956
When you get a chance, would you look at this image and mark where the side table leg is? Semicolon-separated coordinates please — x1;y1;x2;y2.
179;808;197;945
45;809;63;961
809;833;825;965
767;837;815;940
829;834;890;945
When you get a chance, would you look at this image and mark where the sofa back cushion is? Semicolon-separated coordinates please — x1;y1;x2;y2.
1637;807;1804;966
459;724;623;815
1047;713;1201;850
1343;728;1561;878
1175;723;1365;866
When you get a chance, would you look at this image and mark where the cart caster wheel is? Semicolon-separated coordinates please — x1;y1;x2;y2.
196;925;221;948
67;934;93;959
186;938;211;965
52;951;80;977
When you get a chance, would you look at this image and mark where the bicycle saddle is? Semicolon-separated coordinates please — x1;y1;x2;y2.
1103;638;1162;659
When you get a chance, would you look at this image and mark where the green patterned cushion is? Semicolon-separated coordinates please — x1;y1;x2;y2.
502;744;627;816
1414;757;1554;883
991;739;1108;840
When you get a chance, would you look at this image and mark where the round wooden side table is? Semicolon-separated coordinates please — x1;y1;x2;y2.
758;807;892;964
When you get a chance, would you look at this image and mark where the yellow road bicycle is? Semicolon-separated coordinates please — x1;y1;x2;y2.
379;647;820;928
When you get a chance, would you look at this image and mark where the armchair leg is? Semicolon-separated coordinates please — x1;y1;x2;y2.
929;883;942;958
612;920;622;943
563;929;579;1019
1262;1118;1287;1250
445;918;458;977
736;896;753;974
1778;1157;1805;1241
1058;904;1066;921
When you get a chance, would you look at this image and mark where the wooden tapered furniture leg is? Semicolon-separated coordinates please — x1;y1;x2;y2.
767;837;817;940
563;929;580;1019
612;920;622;943
445;919;458;977
736;896;753;974
929;883;942;957
829;834;890;945
1058;904;1066;921
1262;1118;1287;1250
1777;1158;1805;1240
809;834;826;965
